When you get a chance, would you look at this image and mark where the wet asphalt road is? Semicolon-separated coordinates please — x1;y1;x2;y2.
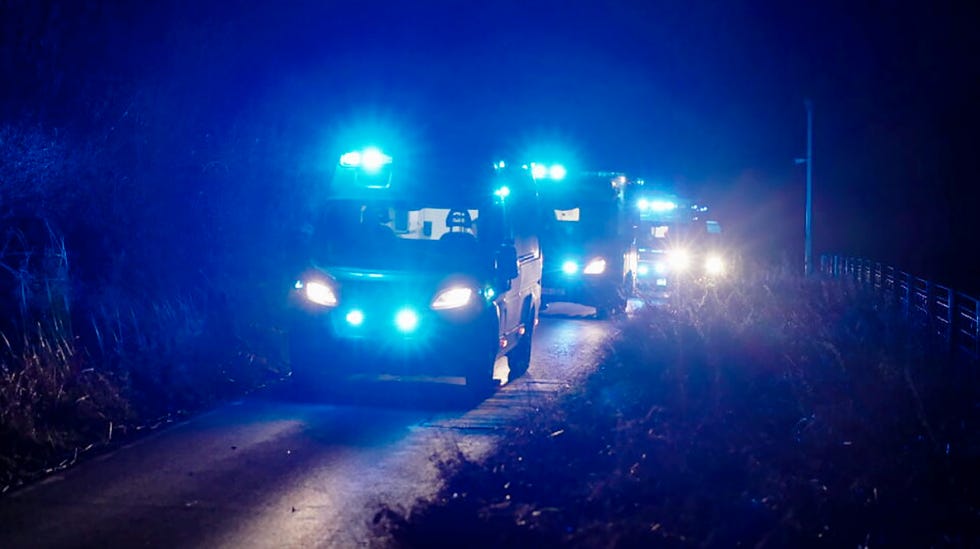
0;303;624;548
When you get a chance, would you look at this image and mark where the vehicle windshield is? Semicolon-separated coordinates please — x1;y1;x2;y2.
540;201;621;247
311;199;500;273
639;221;719;250
539;175;623;247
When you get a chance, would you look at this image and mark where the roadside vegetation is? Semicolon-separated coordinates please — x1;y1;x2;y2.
0;118;302;490
0;4;313;489
376;267;980;547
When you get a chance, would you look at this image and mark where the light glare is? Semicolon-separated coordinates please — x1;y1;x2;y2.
548;164;567;180
339;151;362;167
361;147;392;173
562;260;579;275
304;281;338;307
345;309;365;326
431;287;474;310
705;255;726;276
395;308;419;332
583;258;607;275
668;249;691;272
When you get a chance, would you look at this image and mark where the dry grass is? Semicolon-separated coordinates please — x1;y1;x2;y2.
0;318;130;485
0;285;290;492
376;265;980;547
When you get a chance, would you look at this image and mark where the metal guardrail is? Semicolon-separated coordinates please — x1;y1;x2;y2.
821;254;979;362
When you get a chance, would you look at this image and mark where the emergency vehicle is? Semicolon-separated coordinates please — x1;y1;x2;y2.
534;167;637;318
289;149;542;395
632;190;726;292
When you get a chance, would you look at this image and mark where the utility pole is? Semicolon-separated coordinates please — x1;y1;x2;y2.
804;99;814;276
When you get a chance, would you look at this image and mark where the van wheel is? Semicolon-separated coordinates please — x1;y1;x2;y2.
465;368;497;398
595;301;624;320
507;310;535;381
465;352;498;399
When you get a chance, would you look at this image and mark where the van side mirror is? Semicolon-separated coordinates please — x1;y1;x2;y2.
495;245;519;283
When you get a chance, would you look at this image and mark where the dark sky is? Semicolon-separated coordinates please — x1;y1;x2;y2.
3;0;979;288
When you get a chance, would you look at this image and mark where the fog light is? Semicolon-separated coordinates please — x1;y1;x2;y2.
394;308;419;333
345;309;365;326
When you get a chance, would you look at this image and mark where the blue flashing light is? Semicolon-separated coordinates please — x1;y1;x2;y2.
561;260;579;275
529;162;567;180
496;160;506;169
339;147;392;172
361;147;391;173
345;309;365;327
339;151;362;167
494;186;511;199
548;164;567;180
637;264;650;276
394;308;419;333
638;199;678;212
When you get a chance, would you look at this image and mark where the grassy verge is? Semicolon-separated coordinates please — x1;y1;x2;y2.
0;286;289;492
376;270;980;547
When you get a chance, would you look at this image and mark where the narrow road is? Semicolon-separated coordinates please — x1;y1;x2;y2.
0;304;620;548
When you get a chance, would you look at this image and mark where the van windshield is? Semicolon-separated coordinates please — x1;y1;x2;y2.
639;221;719;250
311;200;500;273
540;201;621;247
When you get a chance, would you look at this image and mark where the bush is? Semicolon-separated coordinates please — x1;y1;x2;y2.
377;268;980;547
0;116;299;490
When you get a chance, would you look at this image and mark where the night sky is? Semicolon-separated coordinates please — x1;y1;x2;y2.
3;1;979;290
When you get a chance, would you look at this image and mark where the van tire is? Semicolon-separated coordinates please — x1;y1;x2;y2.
507;309;535;380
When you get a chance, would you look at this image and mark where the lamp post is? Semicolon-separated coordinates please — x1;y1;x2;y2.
796;99;814;276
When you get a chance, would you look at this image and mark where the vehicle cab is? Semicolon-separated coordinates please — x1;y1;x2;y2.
289;149;541;394
633;194;727;293
535;168;637;318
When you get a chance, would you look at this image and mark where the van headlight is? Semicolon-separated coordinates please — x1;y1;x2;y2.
583;258;607;275
705;255;726;276
300;280;338;307
431;286;474;310
667;249;691;272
